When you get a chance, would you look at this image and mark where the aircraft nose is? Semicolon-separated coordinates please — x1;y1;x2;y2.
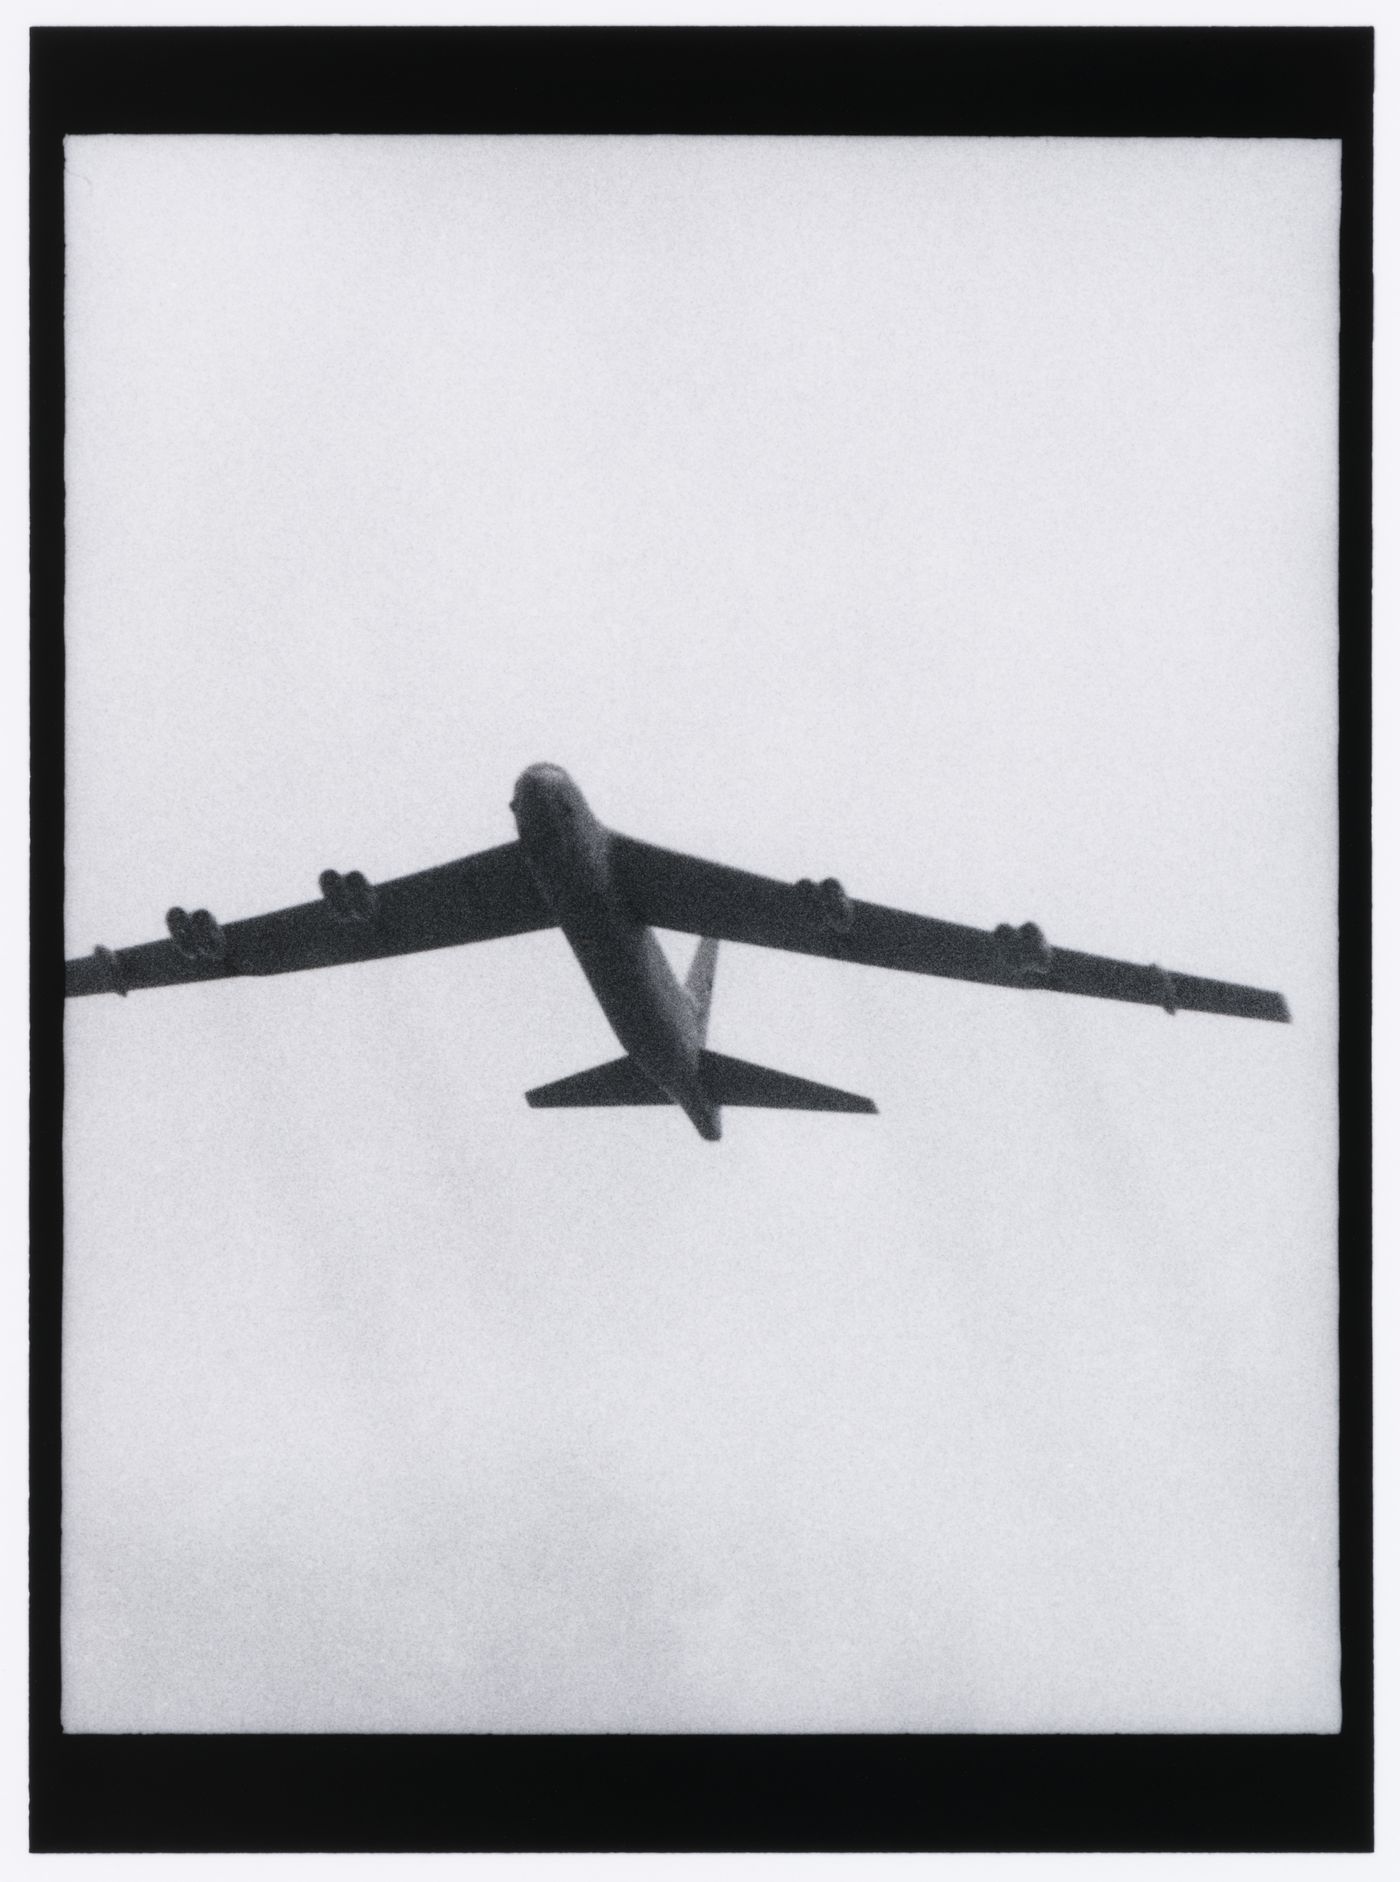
514;763;572;810
515;763;552;790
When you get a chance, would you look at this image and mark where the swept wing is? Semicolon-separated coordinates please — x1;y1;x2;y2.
65;840;552;998
609;835;1290;1023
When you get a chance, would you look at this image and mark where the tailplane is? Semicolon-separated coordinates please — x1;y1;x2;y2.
698;1050;876;1114
525;1047;875;1118
525;1056;668;1109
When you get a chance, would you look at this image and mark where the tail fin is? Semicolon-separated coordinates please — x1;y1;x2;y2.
699;1050;876;1114
685;937;719;1045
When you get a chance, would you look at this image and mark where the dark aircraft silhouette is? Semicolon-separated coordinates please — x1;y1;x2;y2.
65;762;1290;1141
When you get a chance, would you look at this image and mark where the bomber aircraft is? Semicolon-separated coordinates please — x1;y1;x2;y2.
66;762;1290;1141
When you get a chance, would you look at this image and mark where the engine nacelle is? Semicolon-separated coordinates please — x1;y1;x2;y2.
320;867;376;923
190;908;227;961
342;870;377;921
994;919;1053;977
166;905;200;960
796;875;855;936
817;876;854;933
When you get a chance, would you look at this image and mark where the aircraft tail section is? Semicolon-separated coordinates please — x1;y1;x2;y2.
685;936;718;1044
698;1050;876;1113
525;938;875;1122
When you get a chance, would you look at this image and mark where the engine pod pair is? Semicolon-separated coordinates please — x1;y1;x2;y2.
319;868;377;923
166;905;226;962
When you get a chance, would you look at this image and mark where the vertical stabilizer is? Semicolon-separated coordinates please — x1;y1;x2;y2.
685;937;719;1045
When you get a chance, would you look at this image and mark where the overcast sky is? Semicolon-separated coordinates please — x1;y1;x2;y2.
62;134;1339;1734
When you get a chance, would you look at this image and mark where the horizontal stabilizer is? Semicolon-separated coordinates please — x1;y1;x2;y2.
699;1050;876;1113
525;1056;669;1108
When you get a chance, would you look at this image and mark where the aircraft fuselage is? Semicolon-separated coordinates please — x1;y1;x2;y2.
511;764;721;1139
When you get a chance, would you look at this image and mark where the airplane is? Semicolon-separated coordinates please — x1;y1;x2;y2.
65;762;1290;1142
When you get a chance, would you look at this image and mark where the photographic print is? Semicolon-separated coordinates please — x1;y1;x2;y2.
33;25;1371;1853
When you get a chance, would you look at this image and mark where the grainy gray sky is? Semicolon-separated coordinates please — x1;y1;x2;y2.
63;135;1338;1732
